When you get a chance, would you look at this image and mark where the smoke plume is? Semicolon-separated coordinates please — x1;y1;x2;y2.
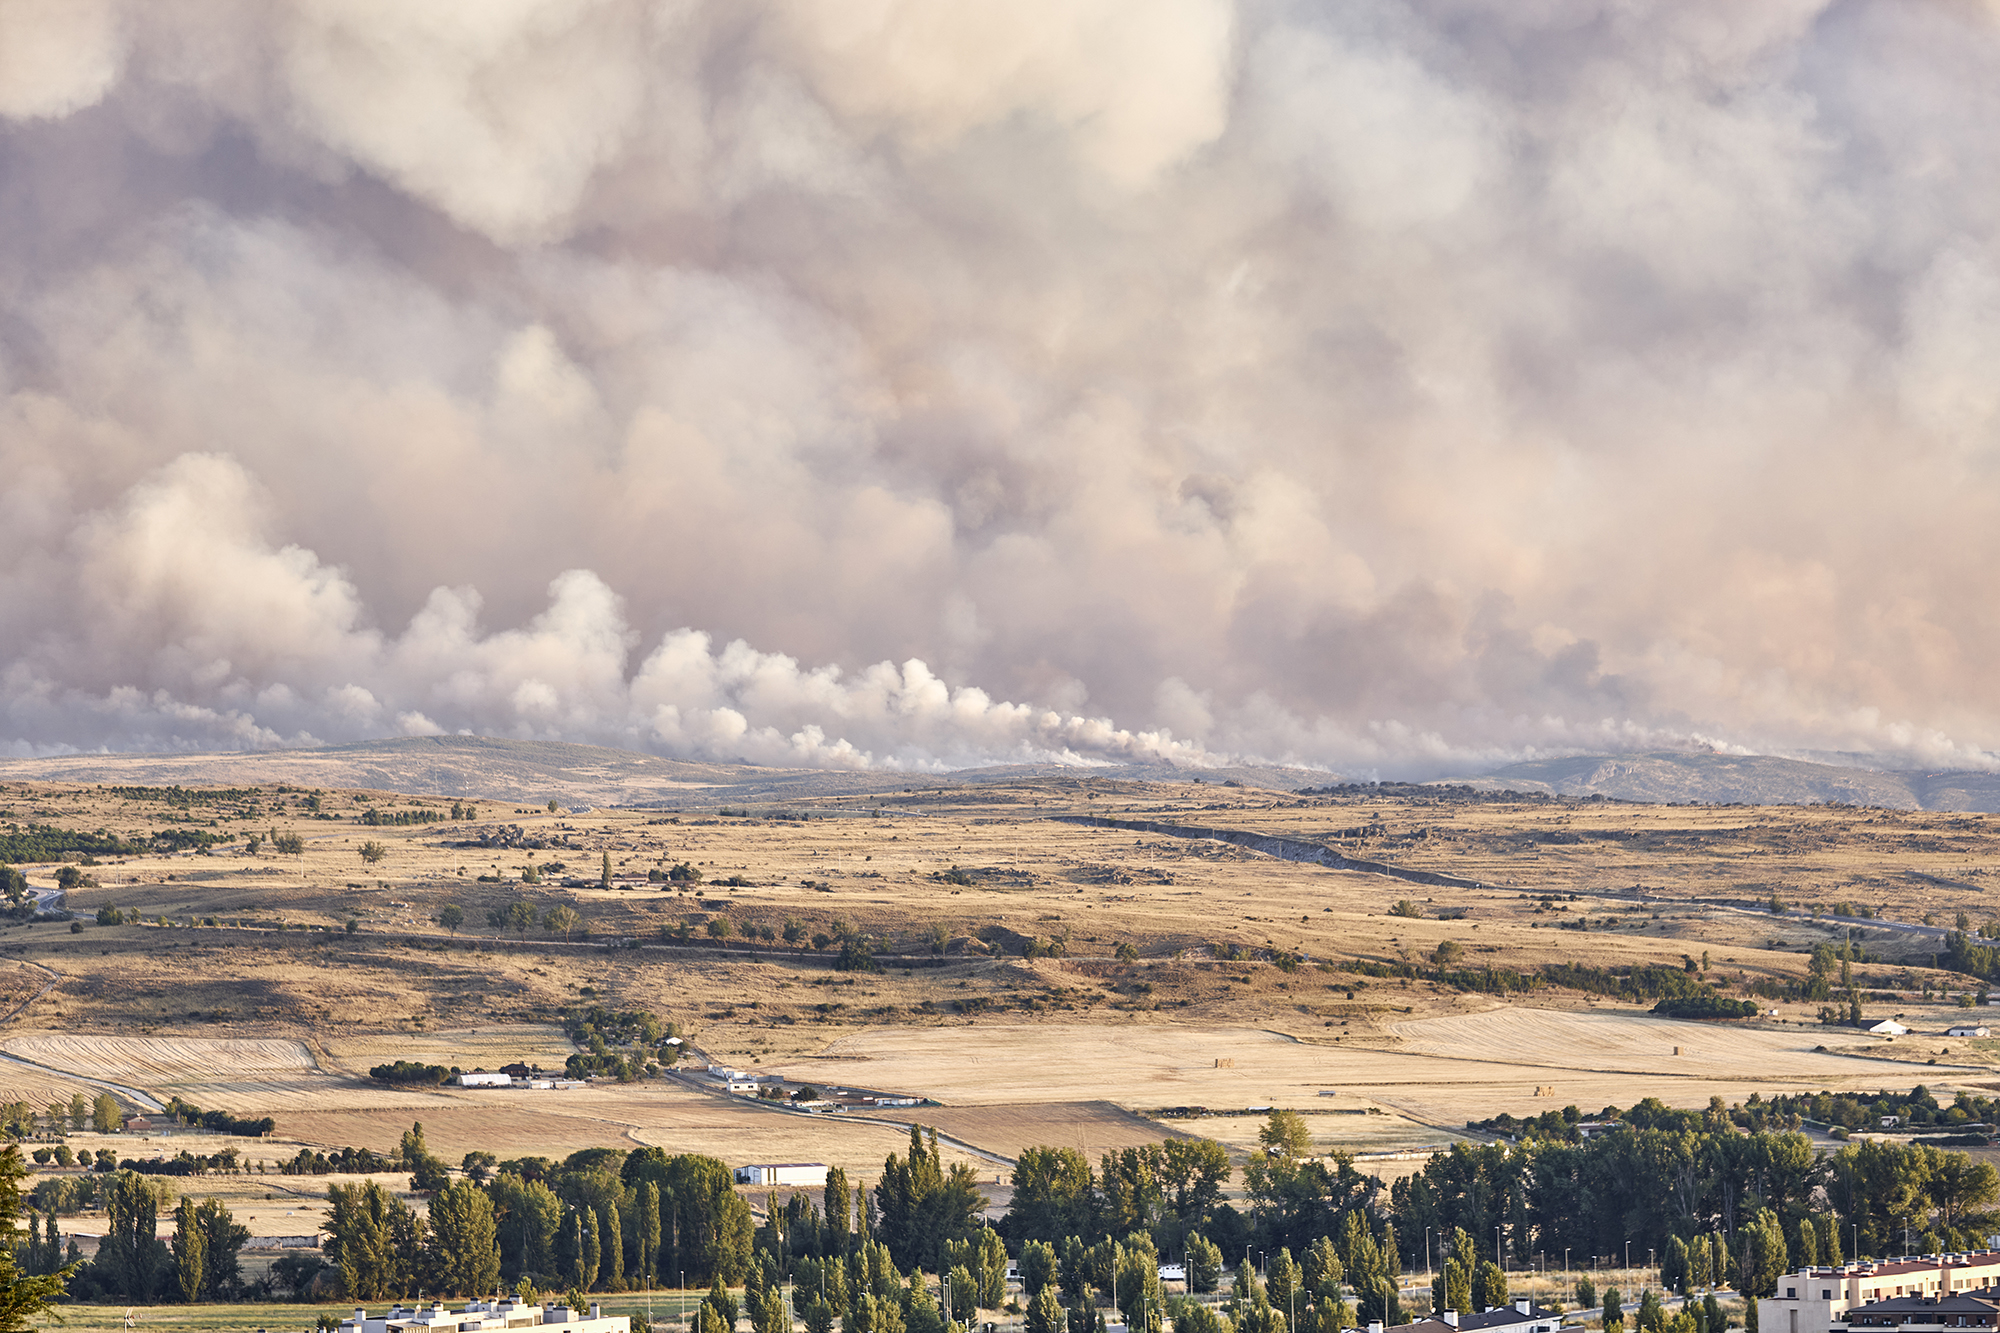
5;0;2000;775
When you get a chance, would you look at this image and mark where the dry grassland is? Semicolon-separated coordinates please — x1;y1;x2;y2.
0;772;1995;1170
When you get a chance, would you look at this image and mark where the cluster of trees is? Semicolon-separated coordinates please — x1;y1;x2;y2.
119;1149;248;1178
59;1171;251;1303
1389;1099;2000;1285
369;1061;454;1086
358;806;445;826
281;1145;398;1177
659;916;883;972
159;1097;273;1138
0;1091;124;1137
486;900;586;941
1651;995;1759;1020
1759;1086;1993;1133
313;1141;757;1302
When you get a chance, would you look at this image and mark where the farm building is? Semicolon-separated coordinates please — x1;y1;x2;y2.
456;1070;511;1088
1948;1025;1991;1038
734;1162;829;1187
1867;1020;1910;1036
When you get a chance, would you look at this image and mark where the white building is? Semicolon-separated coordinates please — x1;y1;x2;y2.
734;1162;829;1187
1948;1025;1991;1038
338;1298;628;1331
1868;1020;1910;1036
456;1071;512;1088
1759;1251;2000;1333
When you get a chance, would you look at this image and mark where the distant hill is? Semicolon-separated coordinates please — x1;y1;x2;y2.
1453;750;2000;811
13;734;1995;811
0;735;1337;807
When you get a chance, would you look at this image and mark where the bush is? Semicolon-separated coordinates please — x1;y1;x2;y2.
369;1061;452;1086
1652;993;1760;1020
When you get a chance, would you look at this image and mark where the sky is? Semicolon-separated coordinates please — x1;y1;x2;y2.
4;0;2000;777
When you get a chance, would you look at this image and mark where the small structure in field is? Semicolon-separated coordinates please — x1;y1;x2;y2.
1947;1024;1990;1038
456;1069;511;1088
734;1162;828;1187
1868;1019;1910;1036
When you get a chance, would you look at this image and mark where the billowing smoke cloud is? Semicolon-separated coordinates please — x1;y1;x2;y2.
5;0;2000;775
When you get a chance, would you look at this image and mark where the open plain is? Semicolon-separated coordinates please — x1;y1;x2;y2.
1;743;1998;1188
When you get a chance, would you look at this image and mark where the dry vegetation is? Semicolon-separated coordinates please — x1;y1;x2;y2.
0;772;1995;1177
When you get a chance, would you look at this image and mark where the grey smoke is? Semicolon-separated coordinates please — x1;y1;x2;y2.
3;0;2000;775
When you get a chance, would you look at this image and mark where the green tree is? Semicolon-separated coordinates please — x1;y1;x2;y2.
1258;1109;1313;1160
171;1197;205;1303
1743;1209;1788;1299
582;1207;602;1290
359;840;388;864
427;1179;501;1297
1604;1288;1624;1333
1159;1138;1232;1236
706;1274;740;1329
439;904;464;934
874;1126;987;1274
1009;1147;1096;1246
1188;1234;1225;1294
1301;1237;1342;1302
1440;1259;1471;1317
0;1146;71;1329
92;1092;122;1134
1177;1298;1233;1333
753;1284;788;1333
1473;1260;1507;1311
1020;1239;1058;1299
544;905;583;941
1577;1277;1596;1311
505;901;537;936
1027;1286;1065;1333
1637;1290;1665;1333
325;1180;422;1300
622;1150;754;1285
491;1172;561;1279
1266;1248;1301;1318
805;1294;838;1333
639;1180;662;1285
98;1171;171;1301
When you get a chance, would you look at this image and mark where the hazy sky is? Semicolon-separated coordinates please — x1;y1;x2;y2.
5;0;2000;776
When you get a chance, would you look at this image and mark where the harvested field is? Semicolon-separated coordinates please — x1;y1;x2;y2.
856;1100;1191;1161
0;1031;467;1112
0;1058;107;1109
4;1033;315;1083
318;1025;579;1076
275;1081;995;1180
771;1010;1958;1130
1391;1006;1888;1080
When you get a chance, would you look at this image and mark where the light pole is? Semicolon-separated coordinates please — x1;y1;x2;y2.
1625;1242;1631;1276
1427;1229;1433;1291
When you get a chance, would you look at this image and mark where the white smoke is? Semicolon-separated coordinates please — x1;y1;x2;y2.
5;0;2000;776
